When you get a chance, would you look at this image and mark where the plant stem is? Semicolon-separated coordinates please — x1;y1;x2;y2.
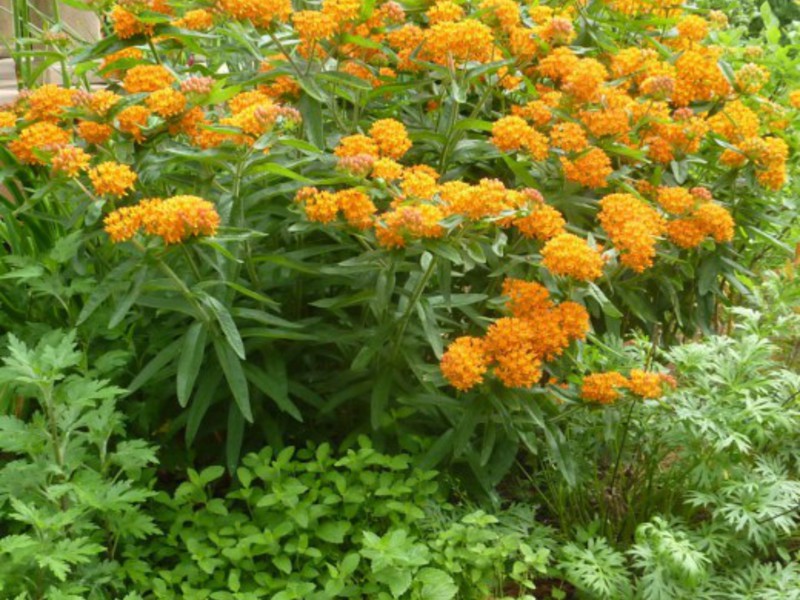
391;255;437;360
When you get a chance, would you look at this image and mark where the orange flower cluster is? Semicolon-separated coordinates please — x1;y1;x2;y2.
77;121;113;145
561;148;613;189
104;195;220;244
296;187;378;230
541;233;605;281
218;0;293;27
9;122;70;164
419;20;496;66
146;88;187;118
666;202;735;249
51;145;90;177
598;193;666;272
0;111;15;128
491;115;548;160
173;9;214;31
334;118;412;170
122;65;175;93
581;369;670;404
88;162;138;197
25;85;75;122
441;278;590;390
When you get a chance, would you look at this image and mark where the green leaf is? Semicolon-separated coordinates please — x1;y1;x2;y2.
201;294;246;360
377;567;412;598
273;555;293;575
126;338;182;395
317;521;351;544
227;403;246;472
417;568;458;600
177;322;207;408
698;254;722;296
244;357;302;421
213;338;252;422
109;266;148;329
370;370;392;430
186;368;222;445
77;259;137;325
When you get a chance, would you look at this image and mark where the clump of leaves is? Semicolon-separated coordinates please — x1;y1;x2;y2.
0;330;158;599
136;439;552;599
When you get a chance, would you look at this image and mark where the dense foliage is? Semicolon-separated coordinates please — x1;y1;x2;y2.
0;0;798;597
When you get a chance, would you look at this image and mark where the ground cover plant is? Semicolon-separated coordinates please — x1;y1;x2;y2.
0;0;798;597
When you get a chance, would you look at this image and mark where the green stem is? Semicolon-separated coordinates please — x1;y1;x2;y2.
50;0;71;87
391;255;437;360
131;239;210;323
605;398;636;539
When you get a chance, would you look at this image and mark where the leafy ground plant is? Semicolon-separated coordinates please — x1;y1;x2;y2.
128;439;552;599
0;330;158;599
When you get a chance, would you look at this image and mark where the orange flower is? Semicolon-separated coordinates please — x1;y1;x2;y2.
369;119;412;159
440;336;489;391
581;371;628;404
549;122;588;153
100;47;145;79
556;301;591;341
51;145;90;177
146;88;187;118
479;0;521;30
693;203;734;243
666;217;707;249
400;166;439;200
117;105;152;142
426;0;464;24
296;187;340;223
541;233;604;281
293;10;337;44
598;193;666;273
111;5;152;39
421;20;495;65
88;90;121;116
122;65;175;93
0;111;16;128
77;121;113;145
174;9;214;30
374;204;445;248
219;0;292;26
334;134;379;160
139;195;221;244
25;84;75;121
88;162;137;197
561;148;612;188
321;0;362;23
9;122;71;164
514;203;566;240
105;195;220;244
563;58;608;103
335;188;377;229
627;369;664;399
735;63;769;95
484;318;543;388
104;204;146;243
371;158;404;180
502;278;553;319
656;186;695;215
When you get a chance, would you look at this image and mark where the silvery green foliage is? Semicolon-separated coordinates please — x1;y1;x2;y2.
556;302;800;599
0;331;158;599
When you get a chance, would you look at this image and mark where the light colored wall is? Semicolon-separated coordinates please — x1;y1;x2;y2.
0;1;100;58
1;0;13;58
0;1;100;82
